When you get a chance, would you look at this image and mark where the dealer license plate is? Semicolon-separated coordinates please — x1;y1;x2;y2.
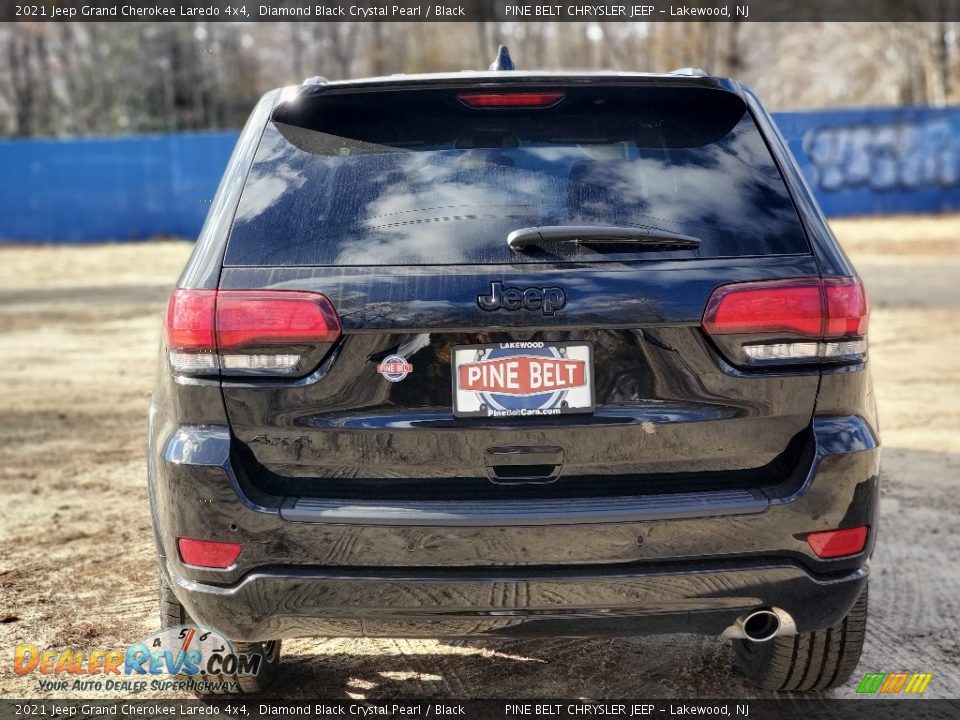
452;342;594;418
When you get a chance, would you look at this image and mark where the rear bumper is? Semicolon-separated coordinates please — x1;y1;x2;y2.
168;560;868;642
149;415;880;642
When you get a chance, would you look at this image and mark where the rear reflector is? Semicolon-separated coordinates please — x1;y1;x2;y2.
806;526;868;558
177;538;242;568
702;277;868;365
457;92;565;108
164;289;341;376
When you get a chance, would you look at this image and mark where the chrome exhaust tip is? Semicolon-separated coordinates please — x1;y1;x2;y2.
741;609;781;642
722;607;797;642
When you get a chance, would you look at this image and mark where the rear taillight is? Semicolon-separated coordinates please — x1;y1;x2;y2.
823;278;869;337
164;289;341;377
457;92;565;109
165;289;218;374
702;277;868;366
216;291;340;348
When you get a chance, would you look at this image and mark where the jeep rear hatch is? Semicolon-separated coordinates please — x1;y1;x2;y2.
205;80;828;502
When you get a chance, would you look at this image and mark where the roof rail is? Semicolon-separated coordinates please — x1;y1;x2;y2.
669;67;709;77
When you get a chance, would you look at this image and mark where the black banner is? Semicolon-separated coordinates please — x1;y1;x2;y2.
5;0;960;23
2;700;960;720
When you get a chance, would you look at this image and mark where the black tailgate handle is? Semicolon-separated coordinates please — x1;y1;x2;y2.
484;446;564;484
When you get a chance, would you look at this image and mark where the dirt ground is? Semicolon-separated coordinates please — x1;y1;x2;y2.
0;217;958;700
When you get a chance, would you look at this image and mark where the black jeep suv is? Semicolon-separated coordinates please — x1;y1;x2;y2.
149;67;879;692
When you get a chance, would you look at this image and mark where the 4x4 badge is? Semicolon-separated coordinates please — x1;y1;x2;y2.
477;281;567;316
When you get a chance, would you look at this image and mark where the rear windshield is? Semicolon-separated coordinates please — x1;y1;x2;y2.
224;84;809;266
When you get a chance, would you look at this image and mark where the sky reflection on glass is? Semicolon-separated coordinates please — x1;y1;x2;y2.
227;113;808;266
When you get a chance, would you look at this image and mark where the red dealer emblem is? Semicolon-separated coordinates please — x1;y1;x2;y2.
377;355;413;382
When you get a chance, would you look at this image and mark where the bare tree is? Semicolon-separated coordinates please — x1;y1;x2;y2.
0;21;956;137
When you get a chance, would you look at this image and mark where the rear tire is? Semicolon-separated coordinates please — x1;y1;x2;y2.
158;570;281;694
732;585;868;691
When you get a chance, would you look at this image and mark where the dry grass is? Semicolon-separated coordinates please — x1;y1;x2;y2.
830;214;960;260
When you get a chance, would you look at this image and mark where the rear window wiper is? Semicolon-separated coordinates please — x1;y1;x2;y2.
507;225;701;252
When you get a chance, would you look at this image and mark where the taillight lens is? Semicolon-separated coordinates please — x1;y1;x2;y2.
164;289;341;377
702;277;868;366
165;289;218;374
703;279;823;337
457;92;565;109
216;291;340;349
165;289;217;351
824;277;869;337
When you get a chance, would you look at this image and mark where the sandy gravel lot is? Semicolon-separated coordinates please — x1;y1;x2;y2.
0;217;958;699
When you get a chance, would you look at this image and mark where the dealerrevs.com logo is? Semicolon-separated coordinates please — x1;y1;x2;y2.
13;625;263;693
856;672;933;695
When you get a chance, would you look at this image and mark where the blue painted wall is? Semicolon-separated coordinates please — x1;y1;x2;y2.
776;106;960;218
0;132;238;243
1;106;959;243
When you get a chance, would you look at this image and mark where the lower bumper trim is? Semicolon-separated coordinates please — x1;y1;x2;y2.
171;561;868;642
281;490;766;526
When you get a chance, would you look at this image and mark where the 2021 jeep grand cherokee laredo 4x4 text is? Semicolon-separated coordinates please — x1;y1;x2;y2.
149;67;879;692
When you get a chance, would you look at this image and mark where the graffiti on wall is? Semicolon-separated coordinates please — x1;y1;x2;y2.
803;119;960;192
